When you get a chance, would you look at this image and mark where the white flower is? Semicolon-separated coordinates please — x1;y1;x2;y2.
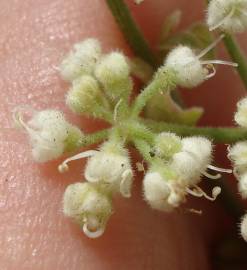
143;171;185;211
207;0;247;33
238;173;247;198
63;182;112;238
234;97;247;127
14;109;82;162
170;137;213;186
228;141;247;175
241;213;247;242
85;142;133;198
60;38;101;81
165;35;238;88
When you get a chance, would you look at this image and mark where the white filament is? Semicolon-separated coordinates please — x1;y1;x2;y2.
197;34;225;59
209;8;235;31
58;150;98;173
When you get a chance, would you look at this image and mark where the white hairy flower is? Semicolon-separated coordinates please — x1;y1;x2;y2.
14;109;82;162
60;38;101;81
228;141;247;174
165;35;238;88
85;142;133;198
63;182;112;238
170;137;213;186
241;214;247;242
235;97;247;127
143;171;184;211
238;173;247;198
207;0;247;33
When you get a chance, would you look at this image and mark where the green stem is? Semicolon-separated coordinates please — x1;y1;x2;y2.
80;129;110;147
131;68;177;117
223;34;247;89
133;138;153;163
142;119;247;143
106;0;157;67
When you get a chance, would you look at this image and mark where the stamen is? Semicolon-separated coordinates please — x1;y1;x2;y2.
205;65;216;79
209;8;235;31
186;187;203;198
203;171;221;179
186;208;203;215
207;165;232;174
187;185;221;201
197;34;225;59
82;223;105;238
201;60;238;67
58;150;98;173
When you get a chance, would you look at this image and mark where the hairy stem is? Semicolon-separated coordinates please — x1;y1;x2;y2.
142;119;247;143
131;68;177;117
80;129;110;147
106;0;157;66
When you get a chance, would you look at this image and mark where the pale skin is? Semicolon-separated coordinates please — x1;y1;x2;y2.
0;0;246;269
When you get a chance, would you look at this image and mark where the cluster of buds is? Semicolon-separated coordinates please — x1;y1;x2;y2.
61;140;134;238
14;7;240;238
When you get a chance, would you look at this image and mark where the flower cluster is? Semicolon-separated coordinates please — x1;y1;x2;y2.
13;33;236;238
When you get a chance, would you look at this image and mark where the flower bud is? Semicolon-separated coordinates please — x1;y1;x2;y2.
15;109;83;162
94;52;131;98
241;214;247;242
238;172;247;198
165;46;207;88
207;0;247;33
170;137;213;186
143;171;174;211
85;141;133;197
60;38;101;81
154;132;182;160
66;75;103;115
235;97;247;127
63;182;112;238
228;141;247;174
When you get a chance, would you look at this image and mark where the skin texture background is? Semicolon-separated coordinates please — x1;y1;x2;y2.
0;0;246;269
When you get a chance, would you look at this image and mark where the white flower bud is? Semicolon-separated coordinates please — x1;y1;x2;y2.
85;142;133;197
63;182;112;238
164;35;238;88
207;0;247;33
165;46;207;88
14;109;83;162
235;97;247;127
94;52;131;98
228;141;247;173
143;171;174;211
154;132;182;160
60;38;101;81
66;75;103;115
241;214;247;242
238;172;247;198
